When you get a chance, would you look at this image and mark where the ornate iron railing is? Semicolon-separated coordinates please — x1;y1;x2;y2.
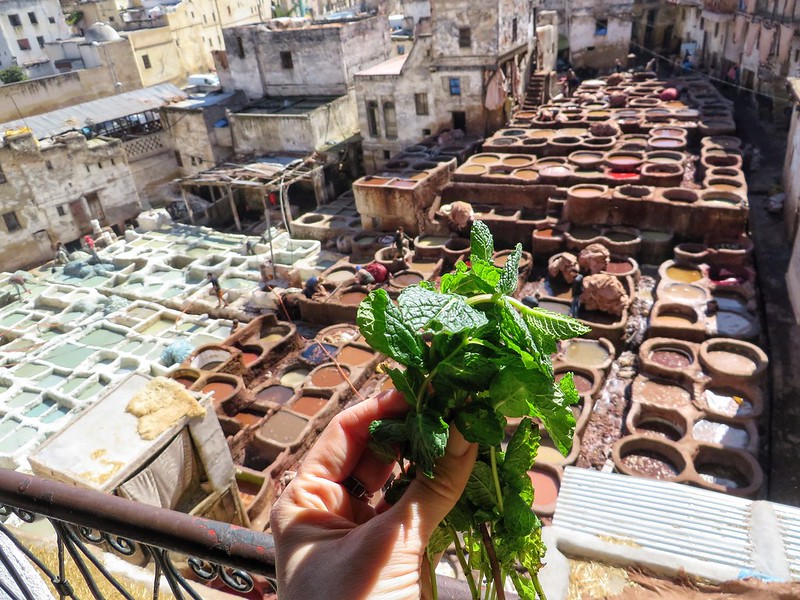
0;468;479;599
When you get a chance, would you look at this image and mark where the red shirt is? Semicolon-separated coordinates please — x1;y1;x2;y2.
364;262;389;283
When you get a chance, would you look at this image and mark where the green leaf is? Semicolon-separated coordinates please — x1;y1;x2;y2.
470;220;493;263
510;571;538;600
435;347;497;391
398;286;489;334
496;243;522;295
407;409;449;478
521;305;591;341
454;402;505;446
357;289;425;368
369;418;407;443
471;259;503;292
557;371;581;407
440;261;473;295
427;523;452;557
502;492;539;538
384;474;412;505
388;367;422;406
464;461;498;511
502;418;540;481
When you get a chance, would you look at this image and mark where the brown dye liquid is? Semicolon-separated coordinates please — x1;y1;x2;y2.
202;360;224;370
235;411;263;427
338;346;374;366
291;396;328;417
242;352;259;366
461;165;486;174
571;186;603;198
472;155;499;165
260;411;308;445
705;350;756;375
604;261;632;274
310;366;347;387
202;381;235;399
657;314;695;327
339;292;367;306
649;349;692;368
632;378;691;409
394;273;423;286
237;479;262;506
528;469;560;507
174;377;195;389
556;373;593;394
256;385;295;405
504;157;532;167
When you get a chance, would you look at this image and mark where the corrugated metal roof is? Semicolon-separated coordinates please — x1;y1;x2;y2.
1;83;187;140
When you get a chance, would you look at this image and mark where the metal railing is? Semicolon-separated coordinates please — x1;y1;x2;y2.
0;468;480;599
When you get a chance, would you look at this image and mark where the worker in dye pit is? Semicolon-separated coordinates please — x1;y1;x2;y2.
259;260;274;291
206;272;230;308
83;235;101;263
270;389;477;599
393;227;410;260
54;242;69;266
244;240;257;256
570;267;584;318
566;69;580;97
8;274;30;300
614;58;623;73
230;319;239;335
364;262;389;285
302;276;328;299
354;265;375;286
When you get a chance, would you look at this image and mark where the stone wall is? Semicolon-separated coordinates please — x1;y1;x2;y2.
568;10;632;69
0;132;142;271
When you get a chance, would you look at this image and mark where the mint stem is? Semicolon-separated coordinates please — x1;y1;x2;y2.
490;447;504;512
532;573;548;600
449;524;480;600
480;523;506;600
429;554;439;600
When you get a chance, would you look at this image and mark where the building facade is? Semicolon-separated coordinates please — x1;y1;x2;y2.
0;0;71;77
354;0;536;171
566;0;634;69
0;131;141;272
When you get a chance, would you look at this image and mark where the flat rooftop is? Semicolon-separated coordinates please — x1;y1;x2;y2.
237;95;342;115
356;53;408;76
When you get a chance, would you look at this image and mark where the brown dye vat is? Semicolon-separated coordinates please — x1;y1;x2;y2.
605;261;632;274
528;469;560;506
503;156;533;167
174;378;195;389
392;180;417;189
202;381;236;399
310;365;349;387
237;479;262;507
633;378;692;409
556;372;593;394
649;349;692;368
513;169;538;181
235;410;264;427
649;137;684;149
621;451;679;480
360;177;390;186
338;346;374;366
460;165;486;174
256;385;295;405
570;185;604;198
242;352;260;366
260;411;308;445
636;418;684;441
394;273;423;286
702;388;753;417
657;314;696;327
472;155;500;165
339;291;367;306
704;350;757;375
291;396;329;417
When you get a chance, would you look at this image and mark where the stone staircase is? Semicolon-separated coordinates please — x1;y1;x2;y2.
522;71;552;110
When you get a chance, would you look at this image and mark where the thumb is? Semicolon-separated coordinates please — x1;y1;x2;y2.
394;426;478;542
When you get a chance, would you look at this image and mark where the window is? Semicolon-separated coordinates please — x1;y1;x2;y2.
37;36;44;48
795;49;800;62
0;166;5;184
8;14;21;27
422;128;431;135
236;35;245;58
109;16;114;22
512;17;518;42
228;6;232;15
595;19;608;36
17;38;30;50
715;23;719;37
86;192;104;220
174;151;183;167
383;150;391;160
97;162;103;169
28;12;37;25
458;27;471;48
280;51;293;69
57;204;66;216
3;211;20;232
383;102;398;138
45;160;52;170
700;17;705;29
110;158;115;165
449;77;461;96
366;100;379;137
142;54;152;69
48;16;55;23
203;14;207;23
213;11;216;21
415;93;429;115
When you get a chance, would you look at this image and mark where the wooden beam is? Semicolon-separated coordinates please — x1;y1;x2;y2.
228;184;242;232
180;186;195;225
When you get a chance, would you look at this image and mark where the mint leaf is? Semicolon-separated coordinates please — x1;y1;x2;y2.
502;492;539;539
471;259;503;292
439;261;472;295
435;347;496;390
454;402;505;446
369;418;407;443
510;571;538;600
557;371;580;406
408;410;449;478
496;244;522;295
464;461;498;511
470;220;493;262
357;289;425;368
502;418;540;482
398;286;489;334
521;305;591;341
388;366;422;406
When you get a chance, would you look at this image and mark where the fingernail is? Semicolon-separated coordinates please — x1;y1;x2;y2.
447;426;472;457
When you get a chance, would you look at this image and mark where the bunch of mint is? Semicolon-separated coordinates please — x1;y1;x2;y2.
356;221;590;600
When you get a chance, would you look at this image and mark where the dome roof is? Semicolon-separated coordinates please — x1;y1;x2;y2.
85;22;121;43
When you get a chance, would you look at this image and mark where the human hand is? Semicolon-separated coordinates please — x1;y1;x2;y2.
270;390;477;600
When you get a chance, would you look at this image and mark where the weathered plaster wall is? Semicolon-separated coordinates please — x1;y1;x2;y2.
568;12;632;69
431;0;500;58
0;0;69;71
0;132;141;271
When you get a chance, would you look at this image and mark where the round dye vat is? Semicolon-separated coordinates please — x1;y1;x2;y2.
649;348;692;368
535;446;565;464
472;155;500;165
234;411;263;427
621;451;679;480
173;377;196;389
528;468;560;508
604;261;632;275
416;236;450;247
513;169;537;181
633;378;691;409
704;350;757;375
301;343;338;365
310;365;348;388
657;313;695;327
326;269;355;283
280;369;310;387
339;292;367;306
241;351;260;366
317;325;358;345
562;340;610;369
202;381;236;400
338;346;374;366
460;165;486;175
556;372;593;394
503;156;533;167
605;231;636;243
662;283;706;302
703;388;753;417
256;385;295;405
393;273;423;286
260;411;308;445
698;465;748;489
570;186;604;198
692;419;749;448
291;395;329;417
538;301;571;315
262;332;286;343
539;166;571;177
715;311;752;337
14;363;49;378
569;227;601;240
666;266;702;283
